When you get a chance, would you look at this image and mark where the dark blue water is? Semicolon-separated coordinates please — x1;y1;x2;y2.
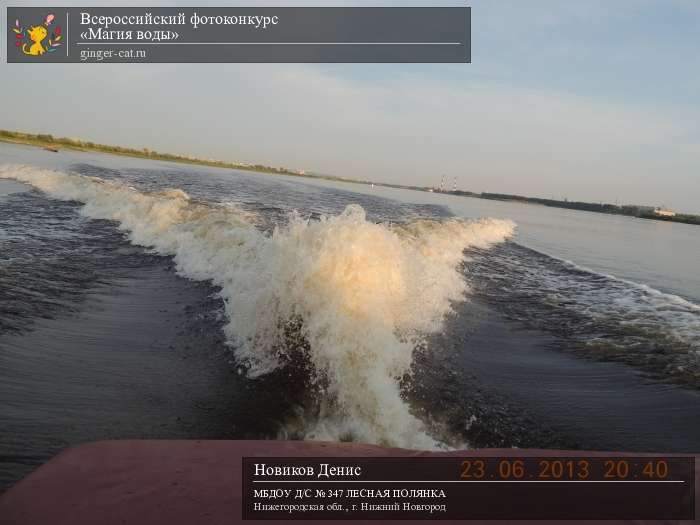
1;142;698;492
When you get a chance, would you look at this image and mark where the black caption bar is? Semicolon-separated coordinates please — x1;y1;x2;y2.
242;456;695;520
7;7;471;63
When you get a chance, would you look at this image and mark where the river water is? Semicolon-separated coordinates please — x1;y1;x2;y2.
1;142;698;490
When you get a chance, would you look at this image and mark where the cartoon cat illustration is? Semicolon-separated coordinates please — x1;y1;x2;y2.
22;25;48;56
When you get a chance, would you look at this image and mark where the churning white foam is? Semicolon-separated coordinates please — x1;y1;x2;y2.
0;165;515;449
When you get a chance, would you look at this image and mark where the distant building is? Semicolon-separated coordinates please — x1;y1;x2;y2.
654;207;676;217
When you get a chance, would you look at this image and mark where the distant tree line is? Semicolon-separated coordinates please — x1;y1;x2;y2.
478;192;699;225
638;212;700;225
0;129;300;177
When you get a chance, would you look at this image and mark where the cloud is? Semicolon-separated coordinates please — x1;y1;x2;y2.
1;0;698;212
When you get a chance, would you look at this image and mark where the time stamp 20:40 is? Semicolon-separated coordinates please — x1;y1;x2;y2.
460;458;675;481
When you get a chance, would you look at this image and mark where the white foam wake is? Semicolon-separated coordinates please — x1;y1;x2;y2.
0;165;516;449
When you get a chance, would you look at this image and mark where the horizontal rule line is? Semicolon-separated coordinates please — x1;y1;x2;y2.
75;42;462;46
251;480;685;483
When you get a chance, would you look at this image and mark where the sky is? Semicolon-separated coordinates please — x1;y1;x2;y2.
1;1;699;213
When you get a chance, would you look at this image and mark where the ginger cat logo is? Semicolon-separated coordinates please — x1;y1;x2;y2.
12;14;62;56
